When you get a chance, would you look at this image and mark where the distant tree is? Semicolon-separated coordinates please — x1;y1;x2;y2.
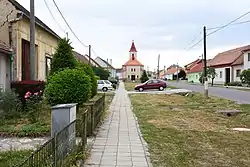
92;66;110;80
178;69;186;79
140;70;149;83
240;69;250;85
50;38;77;75
207;67;217;86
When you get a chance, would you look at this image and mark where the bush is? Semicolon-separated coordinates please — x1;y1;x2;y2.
225;81;243;86
45;68;91;106
0;89;22;119
140;70;149;83
11;80;45;105
50;38;77;75
240;69;250;85
77;63;97;98
92;66;110;80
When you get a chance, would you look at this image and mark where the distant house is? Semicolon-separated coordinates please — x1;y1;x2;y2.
116;68;122;79
73;51;100;67
95;57;116;78
0;41;11;90
165;67;182;80
209;45;250;84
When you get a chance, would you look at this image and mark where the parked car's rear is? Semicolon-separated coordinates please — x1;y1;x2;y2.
135;79;167;92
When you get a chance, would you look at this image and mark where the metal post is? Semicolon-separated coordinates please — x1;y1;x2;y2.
157;54;160;79
30;0;36;80
164;65;166;80
176;63;179;81
203;26;208;98
88;45;91;65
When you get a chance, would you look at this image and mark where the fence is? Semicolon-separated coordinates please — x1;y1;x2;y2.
14;94;106;167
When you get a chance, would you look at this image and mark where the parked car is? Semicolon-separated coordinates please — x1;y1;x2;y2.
97;80;113;92
135;79;167;92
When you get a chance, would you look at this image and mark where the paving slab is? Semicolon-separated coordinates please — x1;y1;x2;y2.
84;82;152;167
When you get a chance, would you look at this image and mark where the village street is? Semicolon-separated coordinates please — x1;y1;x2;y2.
168;82;250;104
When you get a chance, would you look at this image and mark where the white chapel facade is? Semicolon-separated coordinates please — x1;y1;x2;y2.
122;41;144;81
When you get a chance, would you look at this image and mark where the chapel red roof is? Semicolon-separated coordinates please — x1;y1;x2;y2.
129;40;137;52
123;59;143;66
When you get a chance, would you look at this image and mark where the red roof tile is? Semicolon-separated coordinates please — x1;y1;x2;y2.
188;62;203;73
210;45;250;67
124;58;143;66
129;40;137;52
166;67;182;75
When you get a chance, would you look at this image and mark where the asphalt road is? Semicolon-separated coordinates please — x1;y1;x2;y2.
168;82;250;104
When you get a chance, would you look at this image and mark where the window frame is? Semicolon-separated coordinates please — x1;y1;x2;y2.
45;54;52;78
219;71;223;78
236;69;241;77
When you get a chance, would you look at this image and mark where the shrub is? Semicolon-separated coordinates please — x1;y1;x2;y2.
225;81;243;86
140;70;149;83
50;38;77;75
45;68;91;106
0;89;22;119
11;80;45;105
240;69;250;85
77;63;97;97
92;66;110;80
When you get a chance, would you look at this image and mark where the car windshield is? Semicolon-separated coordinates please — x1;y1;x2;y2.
104;80;111;84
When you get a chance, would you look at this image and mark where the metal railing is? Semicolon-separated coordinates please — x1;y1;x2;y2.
14;94;106;167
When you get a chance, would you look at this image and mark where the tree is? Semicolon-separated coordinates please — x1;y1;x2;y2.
178;70;186;79
207;67;217;86
50;38;77;75
92;66;110;80
240;69;250;85
140;70;149;83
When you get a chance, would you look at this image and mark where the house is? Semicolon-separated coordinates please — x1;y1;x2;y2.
209;45;250;84
116;68;122;80
74;51;100;67
165;67;182;80
185;59;211;83
0;0;61;85
0;41;12;90
122;41;144;81
95;57;116;78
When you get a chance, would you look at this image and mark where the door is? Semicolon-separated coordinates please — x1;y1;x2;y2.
225;68;230;84
131;75;136;81
22;39;30;80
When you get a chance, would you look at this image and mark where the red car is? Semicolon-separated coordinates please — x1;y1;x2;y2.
135;79;167;92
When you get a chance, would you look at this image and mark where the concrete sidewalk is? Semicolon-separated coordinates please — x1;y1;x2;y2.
84;82;152;167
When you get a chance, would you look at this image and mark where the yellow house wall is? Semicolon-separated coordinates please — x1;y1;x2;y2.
16;18;59;81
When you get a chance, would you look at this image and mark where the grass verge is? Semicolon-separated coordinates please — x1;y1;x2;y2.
130;93;250;167
0;150;32;167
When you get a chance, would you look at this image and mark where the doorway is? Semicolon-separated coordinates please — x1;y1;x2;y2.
225;68;230;84
22;39;30;80
131;75;136;81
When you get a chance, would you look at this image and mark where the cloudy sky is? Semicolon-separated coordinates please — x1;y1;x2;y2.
16;0;250;70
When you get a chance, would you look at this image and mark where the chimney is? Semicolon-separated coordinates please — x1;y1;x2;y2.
110;59;112;65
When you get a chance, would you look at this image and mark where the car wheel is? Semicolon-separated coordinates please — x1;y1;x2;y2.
159;86;164;91
139;87;144;92
102;87;108;92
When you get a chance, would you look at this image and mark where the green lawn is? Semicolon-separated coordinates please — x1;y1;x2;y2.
130;93;250;167
0;150;32;167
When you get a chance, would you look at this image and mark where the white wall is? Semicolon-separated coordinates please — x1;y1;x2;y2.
165;74;173;80
243;51;250;70
0;53;10;90
232;65;244;82
125;65;143;80
214;67;226;84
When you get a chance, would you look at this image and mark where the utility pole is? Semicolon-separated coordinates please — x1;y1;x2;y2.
164;65;166;80
157;54;160;79
30;0;36;80
203;26;208;98
66;32;68;40
88;45;91;65
176;63;179;81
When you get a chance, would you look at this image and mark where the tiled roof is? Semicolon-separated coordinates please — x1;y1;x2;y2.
124;58;143;66
9;0;60;39
210;45;250;67
73;51;100;67
166;67;182;75
0;41;11;54
129;40;137;52
187;59;212;73
97;57;115;69
185;59;200;69
231;54;244;66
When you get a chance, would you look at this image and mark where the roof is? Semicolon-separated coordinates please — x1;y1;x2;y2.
209;45;250;67
123;58;144;66
185;59;200;70
73;51;100;67
97;57;115;69
187;59;212;73
0;41;11;54
231;54;244;66
166;67;182;75
129;40;137;52
9;0;60;39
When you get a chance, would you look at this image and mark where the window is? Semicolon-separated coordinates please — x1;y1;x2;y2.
248;53;250;61
137;75;139;78
134;68;136;72
104;80;111;84
98;80;104;84
220;71;223;78
196;75;198;79
128;75;130;78
45;55;52;78
153;80;160;83
132;53;135;60
131;68;133;72
236;69;241;77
